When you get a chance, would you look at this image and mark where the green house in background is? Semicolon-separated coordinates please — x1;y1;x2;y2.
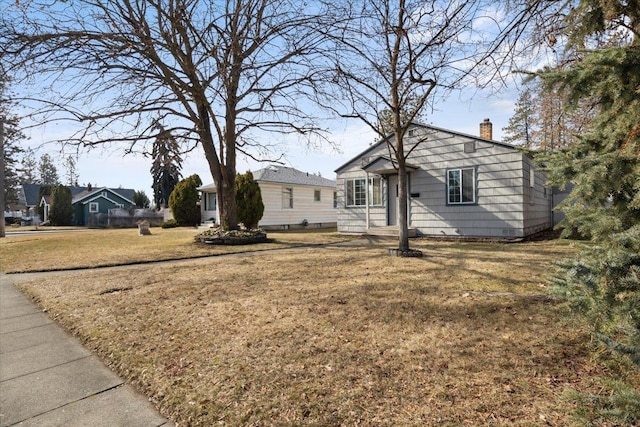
21;184;136;226
72;187;135;226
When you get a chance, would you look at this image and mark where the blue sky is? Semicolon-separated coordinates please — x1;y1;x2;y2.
19;83;520;200
8;0;551;200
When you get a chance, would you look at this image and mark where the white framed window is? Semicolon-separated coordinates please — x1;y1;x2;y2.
447;167;476;204
369;176;383;206
346;177;384;207
282;187;293;208
89;202;99;213
314;189;321;202
346;179;366;206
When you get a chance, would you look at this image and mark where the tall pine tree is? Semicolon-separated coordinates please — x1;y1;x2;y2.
38;153;59;185
502;87;536;148
64;155;79;186
543;1;639;422
1;71;24;209
150;122;182;209
20;148;38;184
504;78;593;151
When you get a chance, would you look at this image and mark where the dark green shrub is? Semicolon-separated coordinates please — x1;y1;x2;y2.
161;219;178;228
49;184;73;225
235;171;264;229
168;174;202;226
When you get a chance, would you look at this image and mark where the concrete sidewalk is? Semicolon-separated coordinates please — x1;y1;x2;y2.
0;273;174;427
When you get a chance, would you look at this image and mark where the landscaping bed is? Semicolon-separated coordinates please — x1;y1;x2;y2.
194;227;270;245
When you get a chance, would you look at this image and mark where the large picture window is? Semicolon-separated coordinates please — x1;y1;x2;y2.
447;167;476;204
346;177;384;207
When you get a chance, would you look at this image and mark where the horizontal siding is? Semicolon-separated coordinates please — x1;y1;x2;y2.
336;127;536;237
259;183;336;227
522;158;553;234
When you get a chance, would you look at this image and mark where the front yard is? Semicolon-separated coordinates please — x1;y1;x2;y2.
6;233;638;426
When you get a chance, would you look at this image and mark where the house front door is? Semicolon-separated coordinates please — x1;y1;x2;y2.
387;174;399;226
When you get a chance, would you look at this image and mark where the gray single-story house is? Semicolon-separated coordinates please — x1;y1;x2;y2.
198;166;337;229
335;120;555;239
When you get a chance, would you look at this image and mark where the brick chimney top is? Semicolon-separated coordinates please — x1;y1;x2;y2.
480;118;493;140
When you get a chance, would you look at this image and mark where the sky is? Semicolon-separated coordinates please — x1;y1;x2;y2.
17;84;520;201
6;0;549;203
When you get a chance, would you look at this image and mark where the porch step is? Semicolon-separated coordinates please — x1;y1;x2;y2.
365;226;417;237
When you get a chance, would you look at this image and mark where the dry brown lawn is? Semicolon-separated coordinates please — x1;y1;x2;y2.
11;236;639;426
0;227;352;273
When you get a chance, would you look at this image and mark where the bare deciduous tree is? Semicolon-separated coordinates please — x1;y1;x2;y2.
1;0;336;229
325;0;564;253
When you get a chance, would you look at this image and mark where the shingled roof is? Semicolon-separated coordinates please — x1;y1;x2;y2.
252;166;335;188
20;183;135;207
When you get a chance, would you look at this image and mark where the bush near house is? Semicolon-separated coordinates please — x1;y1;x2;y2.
235;171;264;229
169;174;202;226
49;184;73;226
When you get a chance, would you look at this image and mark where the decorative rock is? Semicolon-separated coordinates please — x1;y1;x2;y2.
137;220;151;236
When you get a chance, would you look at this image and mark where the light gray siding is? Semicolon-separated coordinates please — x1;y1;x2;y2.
258;182;336;228
336;125;552;238
522;157;553;235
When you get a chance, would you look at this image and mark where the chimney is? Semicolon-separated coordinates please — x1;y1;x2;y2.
480;118;493;140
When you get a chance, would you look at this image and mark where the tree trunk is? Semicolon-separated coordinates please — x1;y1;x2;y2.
0;118;5;238
197;103;238;230
397;158;409;252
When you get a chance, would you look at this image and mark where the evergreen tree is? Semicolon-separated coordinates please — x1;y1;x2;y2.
1;71;24;209
235;172;264;229
20;148;38;184
48;184;73;226
38;153;59;185
543;2;639;421
169;174;201;226
504;78;593;151
132;190;150;209
150;122;182;209
63;155;79;186
502;87;536;148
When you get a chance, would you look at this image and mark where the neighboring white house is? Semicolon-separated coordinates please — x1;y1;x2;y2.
198;166;337;229
334;120;554;239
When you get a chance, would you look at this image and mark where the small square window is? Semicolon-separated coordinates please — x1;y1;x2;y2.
314;189;321;202
89;202;99;213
